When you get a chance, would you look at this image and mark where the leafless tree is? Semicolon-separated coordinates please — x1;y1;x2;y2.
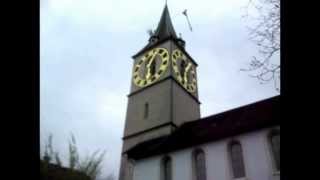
241;0;280;91
41;133;108;180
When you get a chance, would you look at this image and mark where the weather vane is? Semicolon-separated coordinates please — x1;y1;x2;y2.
182;9;193;32
165;0;192;32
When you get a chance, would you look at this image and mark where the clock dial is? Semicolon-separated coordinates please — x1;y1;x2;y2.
133;48;169;87
172;49;197;93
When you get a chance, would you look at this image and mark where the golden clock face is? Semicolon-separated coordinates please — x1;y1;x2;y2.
172;49;197;93
133;48;169;87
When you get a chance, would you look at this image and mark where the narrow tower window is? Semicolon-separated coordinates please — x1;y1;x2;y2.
161;156;172;180
144;103;149;119
192;149;207;180
229;141;246;178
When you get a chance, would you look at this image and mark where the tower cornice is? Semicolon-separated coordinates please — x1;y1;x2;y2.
132;37;198;67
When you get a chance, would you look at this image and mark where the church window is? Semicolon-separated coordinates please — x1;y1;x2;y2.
161;156;172;180
144;103;149;119
192;149;207;180
268;129;280;172
229;141;246;178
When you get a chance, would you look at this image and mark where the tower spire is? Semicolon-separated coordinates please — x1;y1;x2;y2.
133;3;185;58
153;4;178;40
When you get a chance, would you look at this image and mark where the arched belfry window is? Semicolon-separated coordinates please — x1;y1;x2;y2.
161;156;172;180
229;141;246;178
192;149;207;180
268;129;280;171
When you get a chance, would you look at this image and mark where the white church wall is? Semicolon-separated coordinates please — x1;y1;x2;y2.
133;156;161;180
239;129;274;180
132;126;279;180
171;148;193;180
203;139;230;180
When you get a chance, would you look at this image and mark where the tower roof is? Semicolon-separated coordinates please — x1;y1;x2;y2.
132;5;184;58
153;5;178;40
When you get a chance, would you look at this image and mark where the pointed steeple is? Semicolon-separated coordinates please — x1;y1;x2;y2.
133;4;186;58
153;5;178;40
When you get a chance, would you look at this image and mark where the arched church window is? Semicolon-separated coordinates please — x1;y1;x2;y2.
229;141;246;178
144;103;149;119
192;149;207;180
268;129;280;171
161;156;172;180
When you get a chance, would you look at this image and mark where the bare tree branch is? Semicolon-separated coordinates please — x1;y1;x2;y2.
41;133;110;180
241;0;280;91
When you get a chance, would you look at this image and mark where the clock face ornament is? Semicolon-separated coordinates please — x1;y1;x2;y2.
172;49;197;93
133;48;169;87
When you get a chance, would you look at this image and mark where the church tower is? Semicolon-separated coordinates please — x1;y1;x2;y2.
119;5;201;180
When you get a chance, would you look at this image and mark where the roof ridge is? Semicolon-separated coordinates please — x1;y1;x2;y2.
205;95;279;120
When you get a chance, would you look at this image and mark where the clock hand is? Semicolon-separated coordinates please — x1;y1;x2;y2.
146;50;158;80
183;62;192;85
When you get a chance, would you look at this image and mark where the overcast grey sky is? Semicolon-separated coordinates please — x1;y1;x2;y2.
40;0;279;179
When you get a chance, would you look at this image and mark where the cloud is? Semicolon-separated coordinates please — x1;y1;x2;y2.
41;0;279;178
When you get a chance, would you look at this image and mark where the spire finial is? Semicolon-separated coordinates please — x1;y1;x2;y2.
152;2;178;40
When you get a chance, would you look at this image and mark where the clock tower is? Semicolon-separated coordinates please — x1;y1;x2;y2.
119;5;201;180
